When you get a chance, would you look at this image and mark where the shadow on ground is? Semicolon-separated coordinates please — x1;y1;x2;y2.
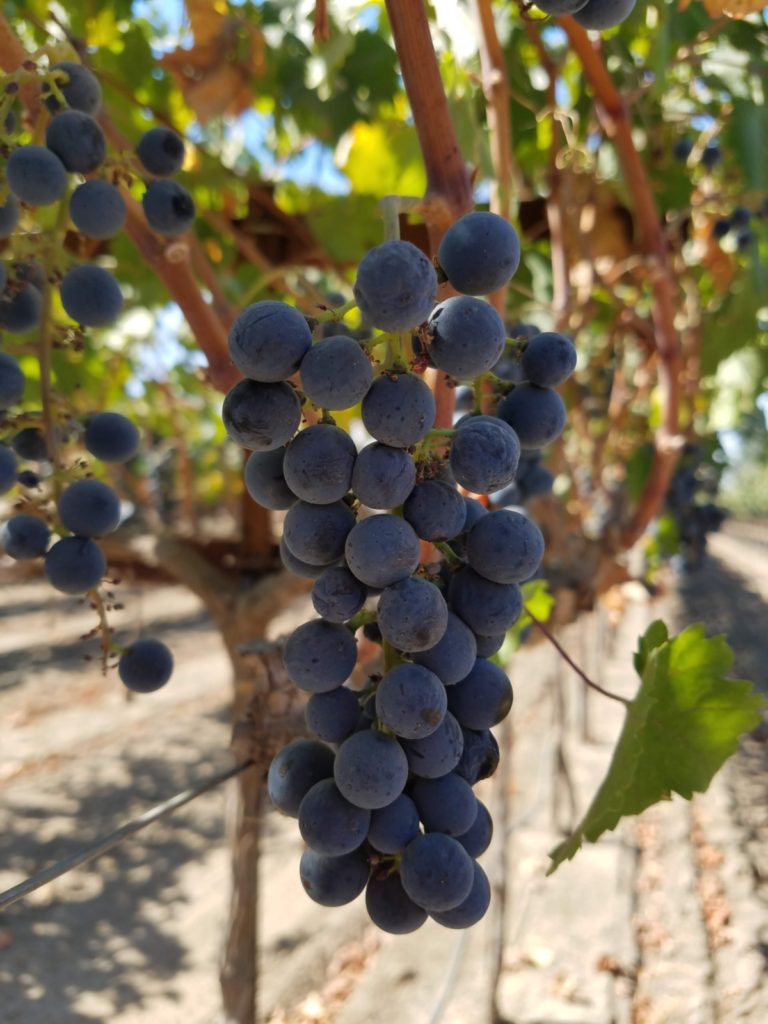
676;553;768;695
0;739;230;1024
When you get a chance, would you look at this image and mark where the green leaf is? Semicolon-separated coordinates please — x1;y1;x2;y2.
498;579;554;658
548;623;766;874
632;618;668;675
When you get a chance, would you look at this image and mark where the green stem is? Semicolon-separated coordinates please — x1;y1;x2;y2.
380;196;402;242
435;541;463;568
347;609;378;631
312;298;358;323
383;641;402;672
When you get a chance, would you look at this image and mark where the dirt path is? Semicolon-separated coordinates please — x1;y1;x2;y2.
1;520;767;1023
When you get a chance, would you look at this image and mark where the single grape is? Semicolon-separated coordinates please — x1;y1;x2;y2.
344;514;420;589
58;479;121;537
672;138;694;163
402;711;464;779
454;727;500;784
700;142;721;171
118;638;173;693
412;612;478;686
351;443;416;510
243;449;296;510
60;265;123;328
268;739;335;817
228;300;312;383
0;445;18;494
447;658;513;730
137;127;186;177
17;470;40;488
450;415;520;494
44;536;106;594
11;428;49;461
299;336;373;410
334;729;409;809
353;240;437;331
450;567;523;636
305;687;361;743
298;779;371;856
1;514;50;560
299;847;369;907
455;799;493;858
412;774;478;837
361;372;436;448
466;508;545;584
365;873;427;934
279;537;330;579
497;385;567;450
283;619;357;692
0;351;25;408
711;218;731;241
69;180;126;240
431;861;491;929
572;0;637;29
222;379;301;451
6;146;68;206
43;61;102;114
0;195;20;238
375;663;447;739
311;566;368;623
0;284;43;334
142;180;195;236
399;833;475;912
521;332;577;388
473;632;505;658
377;577;449;653
46;111;106;173
426;296;506;379
283;500;355;566
282;424;356;504
730;207;751;229
84;412;140;464
437;211;521;296
462;497;489;532
367;793;421;854
403;479;467;541
517;464;554;501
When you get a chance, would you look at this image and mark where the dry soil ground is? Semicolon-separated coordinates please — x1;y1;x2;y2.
1;520;767;1024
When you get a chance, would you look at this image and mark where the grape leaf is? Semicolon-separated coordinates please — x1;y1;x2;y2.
548;621;766;873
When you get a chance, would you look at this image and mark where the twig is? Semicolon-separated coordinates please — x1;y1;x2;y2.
525;606;629;705
562;19;683;547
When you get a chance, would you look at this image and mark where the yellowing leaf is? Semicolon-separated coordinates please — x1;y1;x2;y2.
548;621;766;873
185;0;229;45
342;120;426;199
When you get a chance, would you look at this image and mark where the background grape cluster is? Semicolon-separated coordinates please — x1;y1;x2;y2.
0;60;190;692
224;210;577;932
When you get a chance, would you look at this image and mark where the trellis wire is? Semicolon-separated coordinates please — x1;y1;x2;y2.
0;759;254;913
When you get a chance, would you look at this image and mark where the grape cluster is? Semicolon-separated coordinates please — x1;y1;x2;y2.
710;202;766;253
532;0;637;30
1;60;184;693
0;60;195;336
664;445;727;572
225;210;576;932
